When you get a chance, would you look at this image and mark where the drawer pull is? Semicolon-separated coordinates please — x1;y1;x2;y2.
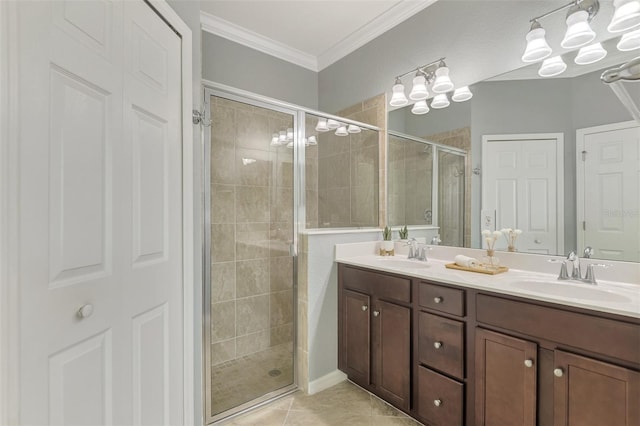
434;296;443;304
524;359;533;368
433;341;443;349
433;399;442;407
373;310;380;317
554;368;564;377
361;305;368;311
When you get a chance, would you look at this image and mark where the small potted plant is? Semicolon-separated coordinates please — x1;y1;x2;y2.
381;226;394;252
398;225;409;241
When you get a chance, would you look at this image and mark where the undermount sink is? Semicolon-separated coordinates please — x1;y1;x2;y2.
511;280;631;303
376;257;431;268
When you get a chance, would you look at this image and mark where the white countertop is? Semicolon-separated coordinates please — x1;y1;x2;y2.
335;242;640;319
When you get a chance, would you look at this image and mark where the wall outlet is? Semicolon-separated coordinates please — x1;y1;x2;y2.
481;209;495;231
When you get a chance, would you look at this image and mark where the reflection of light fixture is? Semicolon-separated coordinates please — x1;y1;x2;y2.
271;133;279;146
286;141;293;148
347;124;361;133
409;73;429;100
452;86;473;102
315;118;329;132
286;128;294;141
432;63;454;93
522;20;552;62
575;42;607;64
608;0;640;33
278;130;287;143
411;100;429;114
327;119;340;129
389;77;409;106
538;55;567;77
431;94;450;109
562;9;596;49
242;157;257;166
618;28;640;50
307;135;317;145
335;125;348;136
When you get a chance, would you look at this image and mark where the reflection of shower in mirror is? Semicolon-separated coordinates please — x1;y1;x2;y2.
453;167;464;177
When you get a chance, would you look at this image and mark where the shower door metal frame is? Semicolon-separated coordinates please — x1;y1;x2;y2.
202;86;301;424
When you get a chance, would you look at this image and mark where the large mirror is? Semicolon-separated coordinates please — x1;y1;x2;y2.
389;35;640;262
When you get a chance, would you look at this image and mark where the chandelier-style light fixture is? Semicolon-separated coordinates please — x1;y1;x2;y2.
521;0;640;77
388;57;471;115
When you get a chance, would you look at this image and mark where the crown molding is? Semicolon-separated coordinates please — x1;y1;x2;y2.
317;0;439;70
201;11;319;71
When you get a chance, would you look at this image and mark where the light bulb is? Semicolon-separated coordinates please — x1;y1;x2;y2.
431;94;450;109
608;0;640;33
432;66;454;93
561;10;596;49
617;29;640;50
574;43;607;65
389;79;409;107
522;21;553;63
452;86;473;102
411;100;429;115
409;74;429;100
538;56;567;77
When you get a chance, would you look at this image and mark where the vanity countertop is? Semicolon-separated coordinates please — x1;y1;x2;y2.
335;243;640;319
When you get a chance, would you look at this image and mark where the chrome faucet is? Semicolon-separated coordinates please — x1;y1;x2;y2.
430;234;442;245
551;249;609;285
406;238;427;261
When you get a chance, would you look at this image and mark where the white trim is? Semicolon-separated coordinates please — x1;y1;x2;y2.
149;2;195;424
575;120;638;254
200;11;318;71
481;133;565;255
317;0;438;70
307;370;347;395
0;0;19;423
200;0;437;72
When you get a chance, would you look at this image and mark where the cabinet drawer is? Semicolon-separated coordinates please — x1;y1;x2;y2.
419;282;465;316
418;366;464;426
419;312;465;379
476;294;640;365
342;266;411;304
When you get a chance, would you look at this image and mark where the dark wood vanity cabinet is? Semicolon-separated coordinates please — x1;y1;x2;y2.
337;262;640;426
338;265;411;411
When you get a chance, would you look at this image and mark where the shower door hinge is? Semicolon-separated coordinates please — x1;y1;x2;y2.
192;109;211;126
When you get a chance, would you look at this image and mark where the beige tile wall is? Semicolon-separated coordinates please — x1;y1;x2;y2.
210;96;295;367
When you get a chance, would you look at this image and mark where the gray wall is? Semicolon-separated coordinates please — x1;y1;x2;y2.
202;32;319;109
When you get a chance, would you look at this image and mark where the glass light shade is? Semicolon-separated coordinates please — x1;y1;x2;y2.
315;119;329;132
431;94;450;109
561;10;596;49
617;29;640;50
335;125;348;136
278;130;287;142
270;133;279;146
286;128;294;141
538;56;567;77
432;66;454;93
522;26;553;62
307;135;317;145
327;119;340;129
575;43;607;64
608;0;640;33
389;82;409;106
452;86;473;102
411;100;429;115
409;75;429;100
347;124;361;133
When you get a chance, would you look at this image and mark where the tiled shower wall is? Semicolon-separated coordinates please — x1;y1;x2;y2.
209;97;294;366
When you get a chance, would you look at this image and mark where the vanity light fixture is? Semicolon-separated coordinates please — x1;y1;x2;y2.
561;7;597;48
347;124;361;133
522;20;553;62
388;57;470;115
307;135;318;145
278;130;287;143
538;55;568;77
617;28;640;50
327;119;341;130
574;42;607;64
270;133;280;146
608;0;640;33
315;118;329;132
286;128;294;141
335;125;348;136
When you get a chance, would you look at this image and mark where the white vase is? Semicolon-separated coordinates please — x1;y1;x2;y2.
382;240;394;251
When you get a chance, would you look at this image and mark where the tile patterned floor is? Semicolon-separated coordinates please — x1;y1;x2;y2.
218;381;422;425
212;344;294;415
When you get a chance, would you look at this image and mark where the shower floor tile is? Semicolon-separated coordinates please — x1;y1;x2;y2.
212;343;294;415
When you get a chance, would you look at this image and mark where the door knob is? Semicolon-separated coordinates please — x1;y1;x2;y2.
434;296;443;304
77;304;94;319
534;239;541;244
373;310;380;317
433;341;443;349
433;399;442;407
524;359;533;368
361;305;368;311
554;368;564;377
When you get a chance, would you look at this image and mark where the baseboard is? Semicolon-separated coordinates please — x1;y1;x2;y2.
307;370;347;395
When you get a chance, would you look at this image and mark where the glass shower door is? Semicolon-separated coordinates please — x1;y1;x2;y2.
437;148;466;247
204;94;297;423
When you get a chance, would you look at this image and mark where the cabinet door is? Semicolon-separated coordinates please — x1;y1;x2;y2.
342;290;371;386
475;328;537;426
374;300;411;410
554;350;640;426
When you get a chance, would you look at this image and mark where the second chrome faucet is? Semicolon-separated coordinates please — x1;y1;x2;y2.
553;247;609;285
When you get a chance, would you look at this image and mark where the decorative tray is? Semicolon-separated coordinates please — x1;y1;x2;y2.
445;262;509;275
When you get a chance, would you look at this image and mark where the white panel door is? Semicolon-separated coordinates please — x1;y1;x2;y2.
579;124;640;262
17;1;183;424
482;136;561;254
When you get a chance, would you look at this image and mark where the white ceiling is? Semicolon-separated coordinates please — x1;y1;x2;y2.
200;0;438;71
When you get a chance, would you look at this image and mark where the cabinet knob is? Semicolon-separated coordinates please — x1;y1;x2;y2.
433;399;442;407
524;359;533;368
77;304;94;319
361;305;368;311
554;368;564;377
434;296;443;304
433;341;443;349
373;310;380;317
